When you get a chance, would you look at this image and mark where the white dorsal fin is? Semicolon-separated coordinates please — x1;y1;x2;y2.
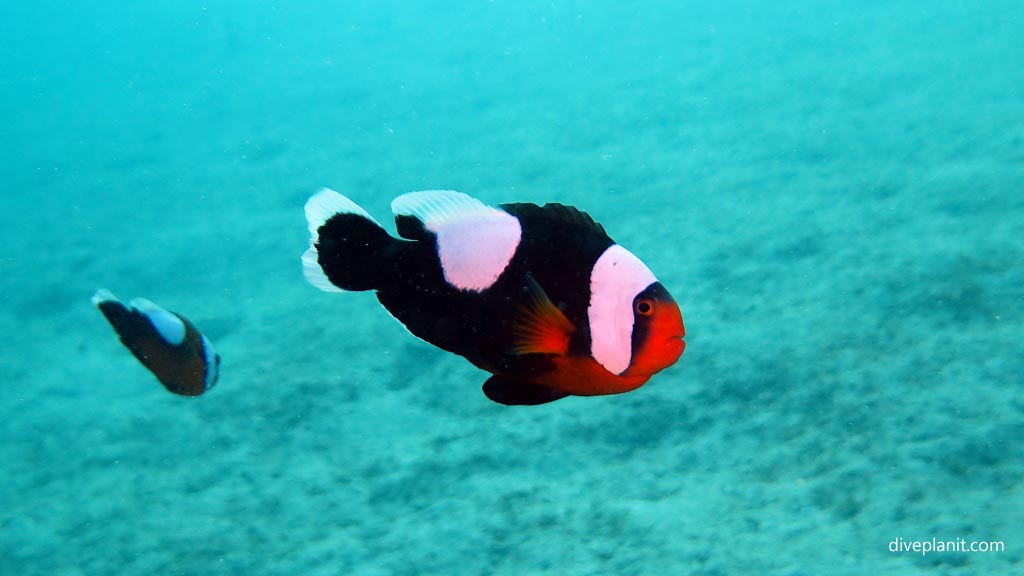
391;190;522;292
128;297;187;346
391;190;490;229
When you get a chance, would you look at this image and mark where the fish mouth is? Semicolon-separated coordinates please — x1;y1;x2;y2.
665;334;686;354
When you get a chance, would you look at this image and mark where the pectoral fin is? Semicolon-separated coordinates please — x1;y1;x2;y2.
510;274;575;356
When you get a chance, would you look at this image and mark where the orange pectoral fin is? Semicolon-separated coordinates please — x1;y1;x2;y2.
510;274;575;356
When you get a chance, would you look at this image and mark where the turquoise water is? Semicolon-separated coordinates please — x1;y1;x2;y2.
2;1;1022;574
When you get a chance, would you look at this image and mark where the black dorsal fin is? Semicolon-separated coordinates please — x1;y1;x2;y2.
500;202;610;241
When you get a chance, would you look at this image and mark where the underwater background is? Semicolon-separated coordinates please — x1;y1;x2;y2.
2;1;1022;574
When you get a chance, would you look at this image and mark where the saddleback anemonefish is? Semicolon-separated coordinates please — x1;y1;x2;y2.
93;289;220;396
303;189;684;405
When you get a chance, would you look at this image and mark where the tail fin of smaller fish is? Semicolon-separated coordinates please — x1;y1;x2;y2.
303;188;399;292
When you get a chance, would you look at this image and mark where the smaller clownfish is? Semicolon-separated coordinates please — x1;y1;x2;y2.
303;188;685;405
92;289;219;396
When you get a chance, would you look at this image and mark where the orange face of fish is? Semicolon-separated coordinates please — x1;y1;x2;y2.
623;293;685;378
531;287;685;397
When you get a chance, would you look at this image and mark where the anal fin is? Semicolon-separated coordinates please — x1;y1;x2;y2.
482;375;569;406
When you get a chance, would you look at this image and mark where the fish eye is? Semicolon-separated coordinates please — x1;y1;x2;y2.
635;298;654;316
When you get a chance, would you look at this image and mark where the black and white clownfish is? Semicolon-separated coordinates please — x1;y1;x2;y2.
302;189;685;406
92;289;219;396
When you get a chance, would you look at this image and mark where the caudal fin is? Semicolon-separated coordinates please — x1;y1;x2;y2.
303;188;398;292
